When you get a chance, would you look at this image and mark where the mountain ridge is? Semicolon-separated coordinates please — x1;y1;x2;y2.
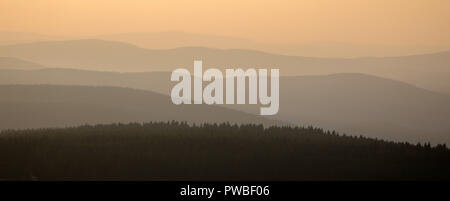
1;39;449;94
1;68;449;144
0;85;281;131
3;31;448;58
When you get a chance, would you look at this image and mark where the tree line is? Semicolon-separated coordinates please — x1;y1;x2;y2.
0;121;449;180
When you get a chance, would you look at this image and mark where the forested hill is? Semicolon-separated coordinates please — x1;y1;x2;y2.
1;122;449;181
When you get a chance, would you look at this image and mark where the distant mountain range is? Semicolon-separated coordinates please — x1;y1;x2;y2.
1;68;449;144
0;40;449;94
1;31;449;58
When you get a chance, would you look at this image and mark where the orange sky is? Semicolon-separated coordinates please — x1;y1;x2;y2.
1;0;449;47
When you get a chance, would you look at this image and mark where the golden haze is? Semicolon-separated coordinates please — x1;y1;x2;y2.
0;0;449;48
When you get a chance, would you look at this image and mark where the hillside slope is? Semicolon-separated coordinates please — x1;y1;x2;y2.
0;85;279;130
0;57;45;70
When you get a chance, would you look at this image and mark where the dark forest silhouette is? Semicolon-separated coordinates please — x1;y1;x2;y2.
1;121;449;181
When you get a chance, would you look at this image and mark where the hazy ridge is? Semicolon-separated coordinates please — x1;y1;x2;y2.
0;85;280;130
1;68;449;144
0;39;449;94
